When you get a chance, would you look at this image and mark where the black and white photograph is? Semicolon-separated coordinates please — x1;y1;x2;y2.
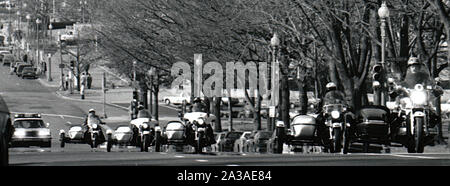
1;0;450;183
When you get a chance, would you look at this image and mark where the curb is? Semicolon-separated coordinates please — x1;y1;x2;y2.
37;78;60;88
54;90;129;111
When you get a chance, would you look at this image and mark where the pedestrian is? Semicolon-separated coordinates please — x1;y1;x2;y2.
129;99;138;120
64;74;69;91
87;73;92;89
80;73;87;99
68;71;74;94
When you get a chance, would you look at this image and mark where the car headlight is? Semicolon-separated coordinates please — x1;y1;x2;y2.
14;130;26;137
410;90;427;106
39;130;50;136
331;111;340;119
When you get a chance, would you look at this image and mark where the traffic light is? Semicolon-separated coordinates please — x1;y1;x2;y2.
372;64;383;83
132;90;138;100
70;61;75;68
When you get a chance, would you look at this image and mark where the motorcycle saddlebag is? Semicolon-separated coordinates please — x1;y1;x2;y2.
166;121;186;142
290;115;317;139
356;105;390;138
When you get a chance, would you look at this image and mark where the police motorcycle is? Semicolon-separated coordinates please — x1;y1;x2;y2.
128;117;162;152
322;103;350;153
387;59;443;153
59;121;107;149
390;83;441;153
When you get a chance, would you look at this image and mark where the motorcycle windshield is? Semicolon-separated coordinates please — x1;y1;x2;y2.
323;104;344;113
404;64;432;89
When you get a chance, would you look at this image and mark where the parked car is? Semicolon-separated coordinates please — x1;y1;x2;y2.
216;131;243;152
16;64;33;77
245;131;272;153
21;67;37;79
0;95;12;166
2;54;14;66
234;131;252;153
163;92;191;105
10;62;25;74
0;51;11;62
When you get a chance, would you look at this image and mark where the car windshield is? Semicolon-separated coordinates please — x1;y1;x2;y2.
23;67;34;72
226;132;242;140
14;120;45;128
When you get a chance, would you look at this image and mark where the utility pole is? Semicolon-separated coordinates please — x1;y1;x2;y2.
102;71;108;118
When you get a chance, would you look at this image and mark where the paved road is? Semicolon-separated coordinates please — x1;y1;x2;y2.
2;64;450;166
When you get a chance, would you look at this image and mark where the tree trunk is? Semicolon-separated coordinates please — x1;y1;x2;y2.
280;75;290;128
254;94;262;131
298;80;308;115
228;95;233;132
214;97;222;132
152;73;159;121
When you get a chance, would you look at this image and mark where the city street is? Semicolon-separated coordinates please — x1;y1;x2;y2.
1;65;450;166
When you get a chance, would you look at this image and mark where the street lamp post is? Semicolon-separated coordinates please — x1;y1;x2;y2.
269;33;280;132
36;18;42;71
378;2;389;106
80;1;87;23
26;14;31;39
48;24;53;82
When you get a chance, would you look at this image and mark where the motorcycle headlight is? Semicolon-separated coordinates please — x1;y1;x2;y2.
142;123;149;129
410;90;427;106
331;111;340;119
92;124;98;129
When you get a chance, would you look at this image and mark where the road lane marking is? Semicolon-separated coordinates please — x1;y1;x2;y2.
196;159;209;162
10;112;84;119
389;154;436;159
226;164;240;166
174;155;185;158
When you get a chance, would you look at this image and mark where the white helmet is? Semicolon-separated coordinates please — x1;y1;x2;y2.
89;108;95;113
326;82;337;90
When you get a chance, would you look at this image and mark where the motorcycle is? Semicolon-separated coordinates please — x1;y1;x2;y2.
130;118;162;152
191;119;209;153
322;104;349;153
394;84;440;153
87;122;105;148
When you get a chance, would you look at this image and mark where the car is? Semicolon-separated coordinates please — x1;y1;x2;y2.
0;51;11;62
233;131;252;153
10;113;51;148
21;67;37;79
0;95;12;166
16;64;33;77
163;92;191;105
216;131;243;152
245;131;272;153
10;62;25;74
2;53;14;66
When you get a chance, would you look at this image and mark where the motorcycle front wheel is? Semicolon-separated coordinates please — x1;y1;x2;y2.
155;132;161;152
92;133;98;148
142;134;150;152
196;133;204;154
415;117;424;153
332;128;342;153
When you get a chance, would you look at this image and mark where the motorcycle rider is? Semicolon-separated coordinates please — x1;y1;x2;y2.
190;97;205;112
185;118;216;147
137;104;150;118
392;57;442;127
322;82;346;106
83;109;105;143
